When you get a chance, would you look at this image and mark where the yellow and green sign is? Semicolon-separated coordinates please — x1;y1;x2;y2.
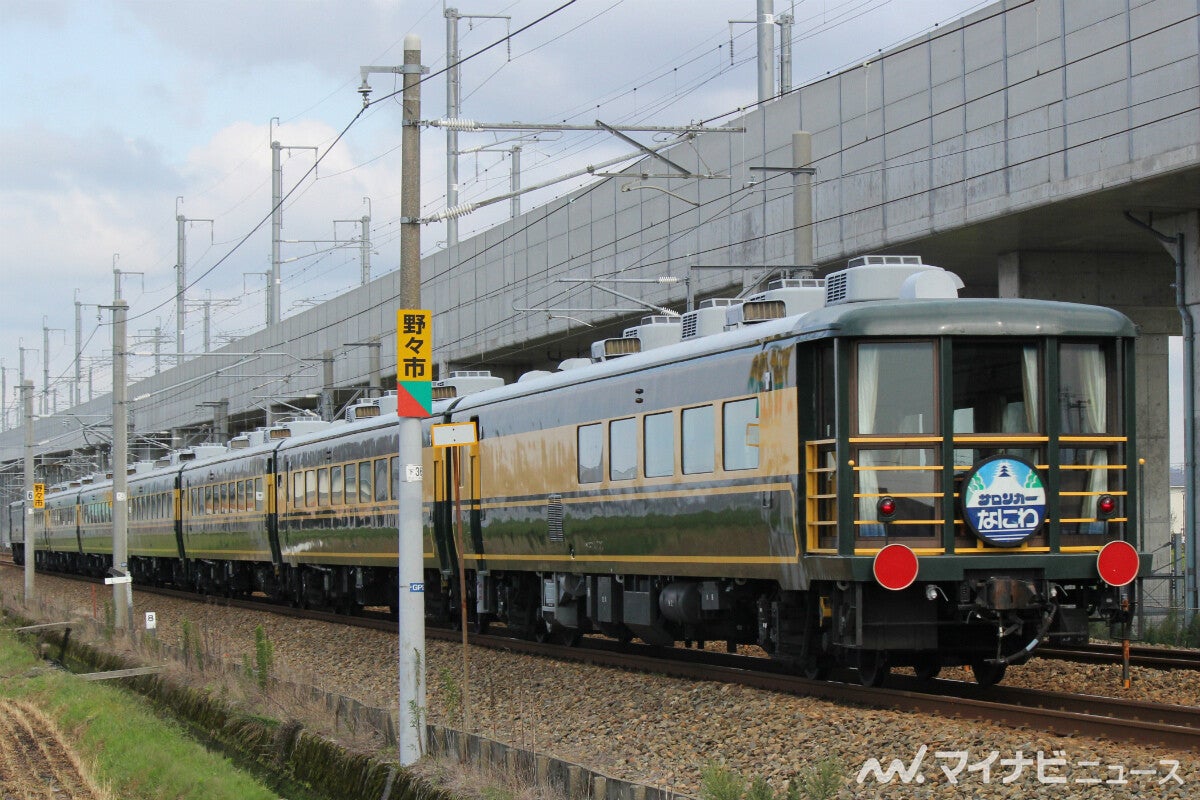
396;309;432;417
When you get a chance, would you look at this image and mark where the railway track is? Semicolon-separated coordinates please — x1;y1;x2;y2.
1038;642;1200;671
6;560;1198;753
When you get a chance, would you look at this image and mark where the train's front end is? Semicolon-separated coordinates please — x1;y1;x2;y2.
799;259;1146;685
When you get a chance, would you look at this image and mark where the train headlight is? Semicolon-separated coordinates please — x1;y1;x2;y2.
1096;494;1117;520
1097;540;1140;587
872;543;918;591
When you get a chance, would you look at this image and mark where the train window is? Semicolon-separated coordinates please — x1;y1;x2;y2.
331;466;343;505
578;424;603;484
236;481;245;512
374;459;389;502
682;405;715;475
609;418;637;481
855;341;935;435
644;412;674;478
293;473;304;509
359;461;373;503
390;457;400;500
817;345;836;439
255;477;264;511
1059;342;1112;434
723;398;760;471
221;483;230;514
952;341;1039;434
318;468;331;507
345;463;357;504
855;449;940;537
305;470;318;508
204;486;213;515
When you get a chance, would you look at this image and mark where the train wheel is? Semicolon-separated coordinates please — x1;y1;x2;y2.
857;651;890;687
913;655;941;681
802;654;831;681
970;659;1006;687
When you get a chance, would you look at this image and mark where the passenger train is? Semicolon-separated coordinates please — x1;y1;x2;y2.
7;256;1147;686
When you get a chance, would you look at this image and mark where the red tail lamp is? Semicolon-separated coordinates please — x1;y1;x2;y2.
873;543;919;591
1097;540;1140;587
1096;494;1117;520
877;495;898;523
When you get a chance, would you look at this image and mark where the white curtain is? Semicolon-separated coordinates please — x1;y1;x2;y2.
856;346;883;534
1073;345;1109;533
1022;345;1039;431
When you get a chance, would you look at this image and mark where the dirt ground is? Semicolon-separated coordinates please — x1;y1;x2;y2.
0;698;108;800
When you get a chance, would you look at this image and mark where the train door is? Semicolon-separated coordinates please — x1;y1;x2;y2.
265;456;283;566
432;445;456;577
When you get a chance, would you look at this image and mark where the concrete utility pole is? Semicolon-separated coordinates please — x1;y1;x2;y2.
109;299;132;632
43;319;64;415
757;0;775;104
175;201;214;364
22;380;34;604
0;361;11;431
360;35;428;768
74;295;83;406
269;127;318;327
398;34;425;769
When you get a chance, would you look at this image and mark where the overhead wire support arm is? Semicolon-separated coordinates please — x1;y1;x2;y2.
595;120;693;176
426;119;744;135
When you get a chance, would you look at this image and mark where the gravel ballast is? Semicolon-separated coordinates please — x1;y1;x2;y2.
4;571;1196;799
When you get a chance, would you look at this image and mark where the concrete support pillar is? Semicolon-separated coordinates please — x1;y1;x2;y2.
1148;211;1199;620
997;250;1179;574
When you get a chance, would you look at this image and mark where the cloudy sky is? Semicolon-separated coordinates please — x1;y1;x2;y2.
0;0;1183;462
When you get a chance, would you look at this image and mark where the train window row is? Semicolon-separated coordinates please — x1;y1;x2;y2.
578;397;760;484
49;506;75;526
188;478;265;517
131;492;172;522
82;500;111;525
288;457;398;510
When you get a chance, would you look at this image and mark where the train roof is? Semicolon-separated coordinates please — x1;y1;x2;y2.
445;297;1135;414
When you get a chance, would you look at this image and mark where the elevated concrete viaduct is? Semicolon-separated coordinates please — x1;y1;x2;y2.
2;0;1196;608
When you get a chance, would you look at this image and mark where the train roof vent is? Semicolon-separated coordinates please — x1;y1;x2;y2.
177;444;227;462
681;298;740;340
591;337;642;362
824;255;963;305
133;461;156;474
557;357;591;371
80;475;95;484
344;398;382;422
726;278;826;326
155;454;174;465
228;435;250;449
374;393;398;416
269;419;330;439
621;315;682;351
517;370;553;382
431;371;505;400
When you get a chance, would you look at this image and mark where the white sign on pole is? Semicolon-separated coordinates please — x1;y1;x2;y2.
145;612;157;629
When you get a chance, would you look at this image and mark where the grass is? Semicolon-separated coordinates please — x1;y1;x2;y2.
0;618;282;800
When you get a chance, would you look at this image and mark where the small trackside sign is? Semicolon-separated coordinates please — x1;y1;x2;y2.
431;421;477;447
409;582;425;593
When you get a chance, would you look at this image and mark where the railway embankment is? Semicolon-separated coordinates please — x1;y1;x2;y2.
5;567;1197;799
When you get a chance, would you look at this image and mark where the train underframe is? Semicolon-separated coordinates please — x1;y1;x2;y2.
442;567;1131;687
24;549;1131;688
